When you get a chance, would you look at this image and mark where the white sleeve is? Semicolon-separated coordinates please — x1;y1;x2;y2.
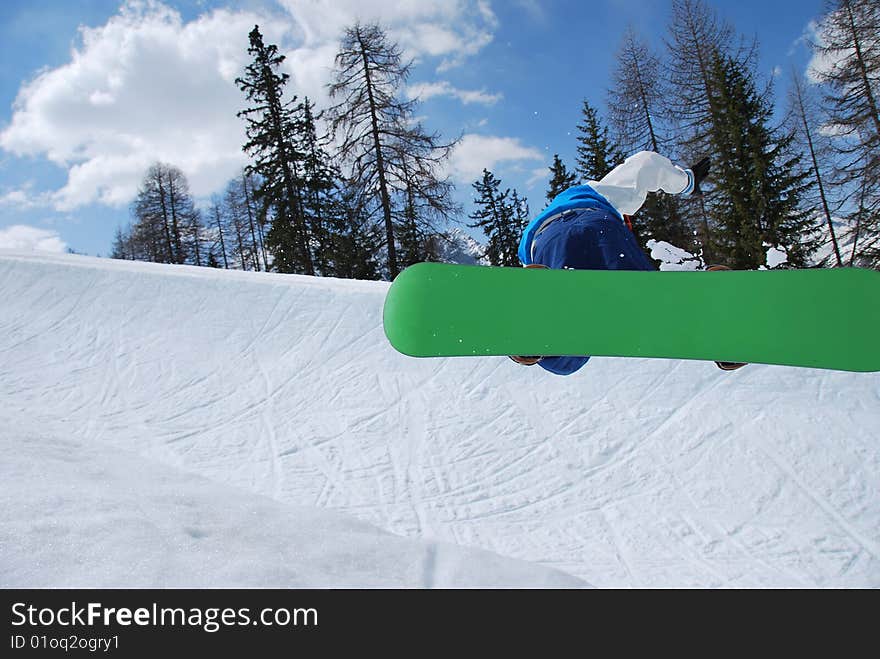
588;151;692;217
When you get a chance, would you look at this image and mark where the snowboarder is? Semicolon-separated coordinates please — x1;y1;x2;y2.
510;150;745;375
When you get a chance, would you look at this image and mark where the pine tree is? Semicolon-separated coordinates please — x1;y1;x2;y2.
666;0;747;155
609;28;694;254
164;166;196;264
634;194;695;261
609;28;665;154
183;208;204;267
546;154;577;204
665;0;821;267
812;0;880;266
209;198;229;269
847;173;872;265
132;164;175;263
328;22;458;279
788;70;843;266
238;174;270;270
706;54;814;269
468;169;526;267
325;181;381;279
576;100;623;182
237;172;263;271
126;163;200;265
110;225;131;260
127;201;161;263
395;188;426;268
223;177;264;271
395;156;431;268
666;0;753;262
296;98;341;275
236;25;314;275
391;150;459;269
510;190;531;243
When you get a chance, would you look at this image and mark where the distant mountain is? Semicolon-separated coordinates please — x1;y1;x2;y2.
432;227;486;266
365;228;486;280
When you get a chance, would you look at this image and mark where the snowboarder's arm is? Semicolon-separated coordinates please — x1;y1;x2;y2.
589;151;704;216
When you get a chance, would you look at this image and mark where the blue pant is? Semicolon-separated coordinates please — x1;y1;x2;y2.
530;209;654;375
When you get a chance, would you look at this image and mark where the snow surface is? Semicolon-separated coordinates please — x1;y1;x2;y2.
647;239;702;270
648;240;791;270
2;250;879;587
765;246;789;269
1;432;582;587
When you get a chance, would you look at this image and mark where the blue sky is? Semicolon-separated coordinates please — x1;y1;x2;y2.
0;0;827;256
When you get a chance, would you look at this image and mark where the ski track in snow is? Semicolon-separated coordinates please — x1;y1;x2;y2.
1;250;879;587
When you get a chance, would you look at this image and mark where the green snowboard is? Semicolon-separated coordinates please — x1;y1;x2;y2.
382;262;880;372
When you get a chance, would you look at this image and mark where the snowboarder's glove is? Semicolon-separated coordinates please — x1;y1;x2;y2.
686;157;711;196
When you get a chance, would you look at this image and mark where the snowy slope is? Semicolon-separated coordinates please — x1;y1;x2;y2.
1;250;878;587
0;431;583;587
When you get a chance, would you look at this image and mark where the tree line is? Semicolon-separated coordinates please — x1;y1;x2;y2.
536;0;878;270
112;0;879;274
112;23;458;279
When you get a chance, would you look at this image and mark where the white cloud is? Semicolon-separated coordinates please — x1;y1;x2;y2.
0;183;52;210
526;166;549;189
818;123;851;138
407;81;502;105
277;0;496;70
804;16;853;84
1;189;38;209
514;0;547;23
0;0;498;212
0;2;275;211
0;190;29;206
446;134;544;183
0;225;67;253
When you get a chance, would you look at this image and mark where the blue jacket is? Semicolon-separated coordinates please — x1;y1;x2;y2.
518;185;623;266
523;195;655;376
